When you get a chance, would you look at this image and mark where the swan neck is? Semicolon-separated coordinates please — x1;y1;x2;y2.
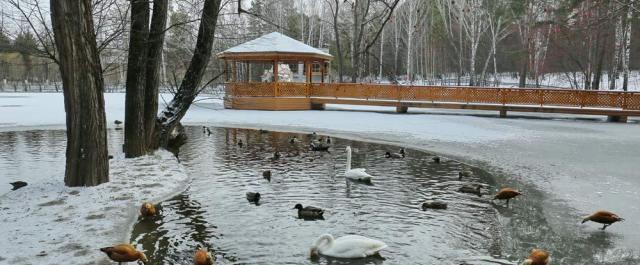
314;234;334;251
346;148;352;171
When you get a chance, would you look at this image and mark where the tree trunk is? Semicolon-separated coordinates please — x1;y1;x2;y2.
144;0;168;150
519;49;528;88
332;0;344;82
50;0;109;186
156;0;222;147
124;0;150;157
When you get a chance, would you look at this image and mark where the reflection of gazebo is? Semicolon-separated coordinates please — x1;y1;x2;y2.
218;32;333;110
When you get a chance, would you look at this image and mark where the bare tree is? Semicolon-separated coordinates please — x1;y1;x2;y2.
50;0;109;186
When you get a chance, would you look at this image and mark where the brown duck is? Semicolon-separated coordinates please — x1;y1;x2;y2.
582;210;624;230
140;202;157;218
194;248;214;265
520;249;549;265
493;188;522;206
100;243;148;264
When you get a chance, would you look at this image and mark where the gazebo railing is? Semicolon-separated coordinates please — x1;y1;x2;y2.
226;82;640;110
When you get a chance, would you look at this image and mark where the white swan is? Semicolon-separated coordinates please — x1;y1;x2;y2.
309;234;387;258
345;146;373;182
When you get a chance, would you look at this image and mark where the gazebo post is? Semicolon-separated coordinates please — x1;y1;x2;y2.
273;60;279;97
224;60;229;82
231;61;237;82
320;61;325;84
247;61;252;82
305;60;312;83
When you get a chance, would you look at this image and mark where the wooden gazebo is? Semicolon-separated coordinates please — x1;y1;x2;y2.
219;32;333;110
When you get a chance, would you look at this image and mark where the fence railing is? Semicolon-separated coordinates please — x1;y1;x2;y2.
226;82;640;110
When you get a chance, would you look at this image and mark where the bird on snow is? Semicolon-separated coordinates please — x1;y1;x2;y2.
493;188;522;207
582;210;624;230
520;249;549;265
9;181;27;191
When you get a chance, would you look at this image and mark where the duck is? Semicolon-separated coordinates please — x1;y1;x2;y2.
206;127;212;136
458;170;473;180
9;181;27;191
385;148;405;159
100;243;148;264
326;136;332;144
194;248;214;265
114;120;123;125
310;140;330;152
259;129;268;134
309;234;387;259
493;188;522;206
289;136;298;144
432;156;440;163
237;139;243;147
262;170;271;182
458;183;483;196
345;146;373;183
202;126;206;133
422;201;447;210
108;155;114;160
294;203;324;219
582;210;624;230
521;249;549;265
140;202;157;218
246;192;261;204
272;151;281;160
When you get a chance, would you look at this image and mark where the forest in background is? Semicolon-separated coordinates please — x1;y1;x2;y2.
0;0;639;91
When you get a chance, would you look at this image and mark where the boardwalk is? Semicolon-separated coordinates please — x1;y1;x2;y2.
224;82;640;122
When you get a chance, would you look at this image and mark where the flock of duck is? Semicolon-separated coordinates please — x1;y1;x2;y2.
97;129;625;265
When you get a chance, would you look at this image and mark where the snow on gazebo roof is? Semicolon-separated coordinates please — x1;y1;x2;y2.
217;32;333;61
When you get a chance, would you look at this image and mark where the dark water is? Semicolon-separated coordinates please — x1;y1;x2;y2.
1;128;637;264
131;127;506;265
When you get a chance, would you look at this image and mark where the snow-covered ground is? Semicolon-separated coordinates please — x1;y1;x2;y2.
1;92;640;263
0;147;189;264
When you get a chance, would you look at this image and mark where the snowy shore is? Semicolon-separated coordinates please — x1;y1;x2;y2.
0;150;190;264
1;92;640;263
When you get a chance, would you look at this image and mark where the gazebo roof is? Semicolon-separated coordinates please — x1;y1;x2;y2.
217;32;333;61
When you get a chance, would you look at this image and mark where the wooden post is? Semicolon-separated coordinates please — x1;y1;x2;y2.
306;61;312;83
224;60;229;82
321;61;325;83
273;60;278;97
231;61;237;82
248;61;252;82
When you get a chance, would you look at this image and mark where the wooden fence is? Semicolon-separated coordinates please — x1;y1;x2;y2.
226;82;640;110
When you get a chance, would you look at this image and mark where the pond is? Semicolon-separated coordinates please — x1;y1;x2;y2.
1;127;637;264
129;127;498;265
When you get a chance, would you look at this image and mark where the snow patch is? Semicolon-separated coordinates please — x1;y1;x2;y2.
0;150;190;265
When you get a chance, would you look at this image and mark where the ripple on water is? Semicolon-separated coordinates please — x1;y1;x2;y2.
131;127;502;264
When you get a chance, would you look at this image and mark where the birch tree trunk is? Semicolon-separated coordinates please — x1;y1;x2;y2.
50;0;109;186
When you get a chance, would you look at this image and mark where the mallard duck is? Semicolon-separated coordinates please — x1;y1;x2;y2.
294;204;324;219
309;234;387;259
582;210;624;230
458;184;482;196
421;201;447;210
521;249;549;265
194;248;214;265
100;243;148;264
9;181;27;191
432;156;440;163
140;202;157;217
114;120;123;125
246;192;260;204
345;146;373;183
262;170;271;182
310;140;330;152
493;188;522;206
458;170;473;180
385;148;405;159
108;155;114;160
